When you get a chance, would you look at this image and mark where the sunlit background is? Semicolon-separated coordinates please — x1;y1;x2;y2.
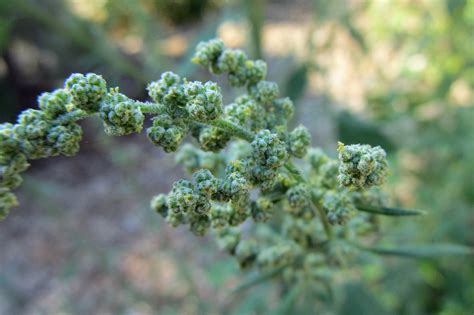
0;0;473;314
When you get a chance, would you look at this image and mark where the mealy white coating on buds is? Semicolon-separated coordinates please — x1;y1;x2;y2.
0;39;395;292
99;89;144;136
337;142;388;189
288;125;312;158
65;73;107;113
184;81;223;122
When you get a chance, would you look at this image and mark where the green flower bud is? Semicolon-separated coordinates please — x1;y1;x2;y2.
286;184;311;209
257;243;295;270
251;197;274;222
0;152;28;191
249;81;279;105
235;239;259;269
209;204;232;228
65;73;107;113
167;179;197;213
322;190;356;225
46;123;82;156
288;125;311;158
184;81;223;122
282;217;324;248
318;160;339;190
147;72;188;118
147;114;187;152
38;89;70;119
147;71;180;101
99;90;144;136
192;39;225;73
228;197;251;226
1;173;22;189
249;165;278;190
307;148;329;171
194;194;212;214
0;190;18;220
0;153;29;179
189;213;211;236
0;123;22;154
215;227;240;253
15;109;53;159
225;95;266;131
244;59;267;84
225;159;249;175
217;49;247;72
273;97;294;121
251;129;288;169
198;126;230;152
221;171;249;198
150;193;168;217
337;142;388;189
166;209;186;227
217;49;249;87
192;169;218;197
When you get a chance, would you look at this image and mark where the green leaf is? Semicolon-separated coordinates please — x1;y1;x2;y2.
274;285;301;315
231;267;284;294
354;243;474;259
356;204;425;216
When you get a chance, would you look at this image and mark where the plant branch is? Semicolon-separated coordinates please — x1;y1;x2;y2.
210;118;255;142
311;191;333;240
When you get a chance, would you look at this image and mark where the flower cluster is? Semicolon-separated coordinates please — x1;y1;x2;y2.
337;142;389;189
0;84;86;218
0;39;393;296
192;39;266;87
100;89;145;136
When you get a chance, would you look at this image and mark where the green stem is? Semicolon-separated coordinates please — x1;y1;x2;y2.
54;110;91;125
284;162;305;182
210;118;255;142
136;102;164;114
311;191;333;240
283;161;334;241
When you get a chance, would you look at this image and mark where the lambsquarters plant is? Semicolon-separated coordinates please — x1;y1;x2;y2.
0;39;472;300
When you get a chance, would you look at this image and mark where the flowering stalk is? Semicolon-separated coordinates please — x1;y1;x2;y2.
2;38;454;298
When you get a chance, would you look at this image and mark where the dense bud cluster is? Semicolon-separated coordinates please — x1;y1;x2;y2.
65;73;107;112
184;81;223;122
257;243;296;270
322;191;356;225
192;39;266;87
288;125;312;158
147;113;188;153
100;89;145;136
38;89;70;118
337;142;388;189
1;39;395;295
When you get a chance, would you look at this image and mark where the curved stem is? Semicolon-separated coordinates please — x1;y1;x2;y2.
54;110;91;125
283;161;334;241
311;191;333;240
210;118;255;142
284;162;305;182
136;101;164;114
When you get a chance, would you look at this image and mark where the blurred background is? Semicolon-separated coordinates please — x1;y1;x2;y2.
0;0;473;314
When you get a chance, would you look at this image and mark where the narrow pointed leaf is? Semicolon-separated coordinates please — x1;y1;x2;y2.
231;267;284;294
275;285;301;315
356;204;425;216
355;243;474;259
